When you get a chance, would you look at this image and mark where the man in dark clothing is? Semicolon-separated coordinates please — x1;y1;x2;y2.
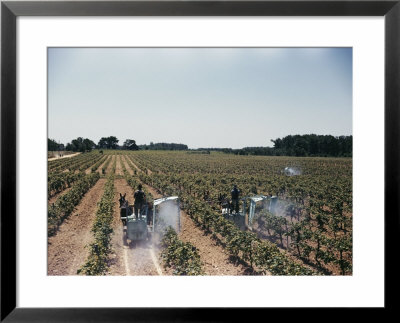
134;184;146;219
231;185;240;214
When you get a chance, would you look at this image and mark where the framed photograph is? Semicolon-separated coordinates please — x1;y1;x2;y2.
1;0;398;321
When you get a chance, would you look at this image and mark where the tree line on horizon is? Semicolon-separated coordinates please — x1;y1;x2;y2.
48;136;186;152
48;134;352;157
199;135;352;157
139;142;188;150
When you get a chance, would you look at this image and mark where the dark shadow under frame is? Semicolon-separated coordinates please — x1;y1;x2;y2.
1;1;399;321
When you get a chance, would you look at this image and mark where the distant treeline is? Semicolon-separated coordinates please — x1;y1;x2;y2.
139;142;188;151
48;138;61;151
187;150;211;154
198;135;352;157
50;136;187;152
50;134;351;156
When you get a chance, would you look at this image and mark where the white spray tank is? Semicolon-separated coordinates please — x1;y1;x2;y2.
269;196;278;214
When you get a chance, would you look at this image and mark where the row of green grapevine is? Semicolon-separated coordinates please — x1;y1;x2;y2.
48;172;85;198
160;227;204;275
90;155;108;173
78;173;115;275
48;173;100;236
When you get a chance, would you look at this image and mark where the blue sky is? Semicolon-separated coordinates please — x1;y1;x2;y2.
48;47;352;149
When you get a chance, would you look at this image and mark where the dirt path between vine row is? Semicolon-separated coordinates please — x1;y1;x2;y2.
105;155;115;174
115;155;124;176
83;155;107;174
123;157;249;275
107;178;161;276
48;152;81;161
96;155;111;174
47;178;106;275
124;155;141;173
121;155;134;176
125;155;153;175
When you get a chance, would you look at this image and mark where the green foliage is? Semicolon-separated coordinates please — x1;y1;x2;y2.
53;150;352;276
141;171;314;275
161;227;204;275
78;174;115;275
91;155;107;173
139;142;188;151
48;173;100;236
98;136;119;149
48;172;85;198
123;139;139;150
271;134;352;157
66;137;96;152
48;138;61;151
48;151;104;173
195;135;352;157
127;150;352;275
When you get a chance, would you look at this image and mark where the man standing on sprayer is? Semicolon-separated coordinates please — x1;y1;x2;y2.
134;184;146;219
230;184;240;214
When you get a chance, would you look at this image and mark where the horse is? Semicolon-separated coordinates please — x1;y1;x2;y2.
119;193;129;208
119;193;133;225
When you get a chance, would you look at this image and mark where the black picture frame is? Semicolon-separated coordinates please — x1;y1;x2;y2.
1;0;398;321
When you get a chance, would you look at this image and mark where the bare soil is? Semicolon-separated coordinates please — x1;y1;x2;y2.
121;155;135;176
96;155;111;174
105;155;115;174
48;178;106;275
115;155;124;176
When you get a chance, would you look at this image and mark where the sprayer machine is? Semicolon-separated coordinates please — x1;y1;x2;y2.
120;196;181;242
222;195;278;229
